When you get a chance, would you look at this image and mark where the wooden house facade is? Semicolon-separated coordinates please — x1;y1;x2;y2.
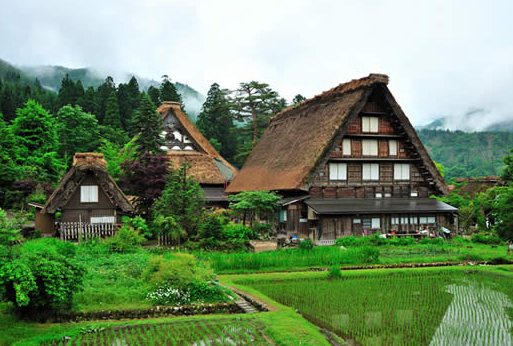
226;74;458;241
157;102;237;208
40;153;134;238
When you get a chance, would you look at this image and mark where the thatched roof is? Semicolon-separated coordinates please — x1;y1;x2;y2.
227;73;447;194
41;153;134;214
157;102;237;184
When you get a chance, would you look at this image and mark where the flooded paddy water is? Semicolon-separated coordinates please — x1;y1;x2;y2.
250;270;513;346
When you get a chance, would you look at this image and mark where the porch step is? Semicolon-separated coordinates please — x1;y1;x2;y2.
235;300;257;313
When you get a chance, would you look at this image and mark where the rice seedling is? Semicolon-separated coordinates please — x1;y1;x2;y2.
248;271;513;346
43;318;272;346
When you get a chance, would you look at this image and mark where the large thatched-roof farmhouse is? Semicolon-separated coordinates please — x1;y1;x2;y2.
157;101;237;208
227;74;458;242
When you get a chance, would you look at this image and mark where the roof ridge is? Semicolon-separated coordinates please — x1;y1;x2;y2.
272;73;389;121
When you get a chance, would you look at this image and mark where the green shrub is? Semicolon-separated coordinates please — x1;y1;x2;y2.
141;253;214;287
0;208;22;245
251;223;272;238
471;233;503;245
223;222;253;239
299;238;314;251
336;236;360;247
419;237;445;245
0;238;85;319
357;246;380;264
103;225;146;253
153;215;186;245
327;265;342;279
457;253;484;262
122;215;151;239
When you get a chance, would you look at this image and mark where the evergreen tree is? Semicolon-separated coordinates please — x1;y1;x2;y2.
0;114;17;195
57;74;78;108
56;105;100;161
147;86;161;107
95;76;116;123
103;90;123;129
160;75;182;104
0;83;16;122
196;83;238;162
501;148;513;183
132;93;165;155
77;86;97;114
152;162;204;237
292;94;306;104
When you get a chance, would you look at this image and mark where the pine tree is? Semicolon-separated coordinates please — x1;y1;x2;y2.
147;86;161;107
57;74;78;108
77;86;97;114
132;93;165;155
103;90;123;129
160;75;182;103
0;113;17;193
95;76;116;123
196;83;238;162
56;105;100;160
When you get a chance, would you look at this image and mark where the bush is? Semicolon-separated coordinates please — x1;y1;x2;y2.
0;208;23;245
357;246;380;264
0;238;85;319
153;215;186;244
223;222;253;239
251;223;272;239
103;225;146;253
327;265;342;279
471;233;503;245
419;237;445;245
299;238;314;251
141;253;214;287
122;215;151;239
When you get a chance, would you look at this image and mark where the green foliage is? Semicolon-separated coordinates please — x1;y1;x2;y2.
0;208;22;245
0;238;85;319
197;83;238;162
418;129;513;180
152;162;205;238
435;161;445;177
98;138;136;180
327;265;342;279
152;215;186;244
357;246;380;264
501;148;513;182
121;215;151;239
103;90;123;129
141;253;214;288
335;234;418;247
471;233;503;245
0;114;17;192
132;93;165;155
160;75;183;107
55;105;100;160
228;190;280;227
102;225;146;253
298;239;314;251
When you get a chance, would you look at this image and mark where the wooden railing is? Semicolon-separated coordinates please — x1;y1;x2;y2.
59;222;118;241
158;233;174;246
315;239;336;246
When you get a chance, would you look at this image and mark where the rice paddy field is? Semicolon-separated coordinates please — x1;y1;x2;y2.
244;268;513;346
42;319;272;346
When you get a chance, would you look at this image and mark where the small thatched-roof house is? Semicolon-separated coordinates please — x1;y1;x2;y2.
157;101;237;207
39;153;133;237
227;74;457;241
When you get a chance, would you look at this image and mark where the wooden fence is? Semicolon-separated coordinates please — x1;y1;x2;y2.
315;239;336;246
59;222;118;242
157;233;174;246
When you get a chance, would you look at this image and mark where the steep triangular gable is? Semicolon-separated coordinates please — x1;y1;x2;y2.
308;84;447;195
42;153;134;214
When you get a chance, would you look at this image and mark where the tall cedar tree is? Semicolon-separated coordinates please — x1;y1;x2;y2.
103;91;123;129
120;152;169;215
501;148;513;183
232;81;286;145
56;105;100;161
160;75;182;105
133;93;165;155
196;83;238;162
77;86;97;115
152;162;204;237
95;76;116;123
147;86;161;107
0;114;17;192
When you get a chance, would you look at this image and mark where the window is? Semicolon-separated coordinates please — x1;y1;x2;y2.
391;217;400;225
353;218;361;224
90;216;115;224
428;216;436;223
329;162;347;180
371;218;381;229
401;216;408;224
184;146;194;150
362;116;379;133
173;131;182;141
410;189;418;197
343;139;351;155
384;193;392;198
362;218;371;229
363;163;379;180
80;186;98;203
410;216;418;224
279;210;287;222
419;216;427;224
375;193;383;198
389;140;397;156
362;139;378;156
171;145;181;150
394;164;410;180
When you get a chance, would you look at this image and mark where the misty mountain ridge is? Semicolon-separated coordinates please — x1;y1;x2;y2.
0;58;205;120
418;108;513;133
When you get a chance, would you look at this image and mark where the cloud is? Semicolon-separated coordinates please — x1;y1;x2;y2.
1;0;512;126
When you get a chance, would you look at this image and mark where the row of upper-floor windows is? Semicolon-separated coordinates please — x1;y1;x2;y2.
340;138;398;156
329;163;411;181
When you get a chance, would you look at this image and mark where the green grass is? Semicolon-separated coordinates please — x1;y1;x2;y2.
202;242;510;273
234;266;513;346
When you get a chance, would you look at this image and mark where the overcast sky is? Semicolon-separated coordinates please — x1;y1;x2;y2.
1;0;512;127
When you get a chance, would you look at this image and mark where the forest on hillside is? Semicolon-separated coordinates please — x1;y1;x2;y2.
418;129;513;181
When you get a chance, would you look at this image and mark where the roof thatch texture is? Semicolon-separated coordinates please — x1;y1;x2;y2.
227;73;447;194
42;153;134;214
157;102;237;184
